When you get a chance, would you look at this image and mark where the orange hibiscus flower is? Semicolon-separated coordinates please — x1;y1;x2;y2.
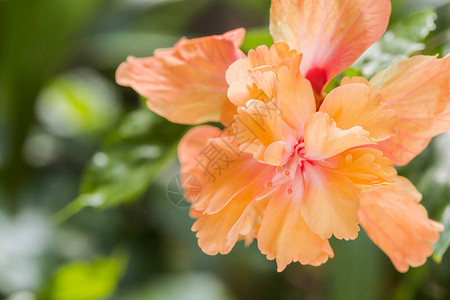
116;0;449;272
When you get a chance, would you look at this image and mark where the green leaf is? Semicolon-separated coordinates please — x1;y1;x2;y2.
433;205;450;263
241;28;273;53
39;251;128;300
54;109;189;222
324;67;363;93
353;9;437;77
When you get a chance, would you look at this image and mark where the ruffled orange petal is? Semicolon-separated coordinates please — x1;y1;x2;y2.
179;125;273;212
226;42;301;108
179;126;276;255
329;147;397;187
178;125;222;203
319;84;398;142
277;64;316;137
192;187;256;255
301;163;360;240
359;177;444;272
116;29;245;125
304;112;373;160
191;159;275;255
258;182;334;271
270;0;391;93
233;99;297;166
369;55;450;166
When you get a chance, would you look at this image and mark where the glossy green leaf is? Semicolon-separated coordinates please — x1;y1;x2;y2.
54;109;189;222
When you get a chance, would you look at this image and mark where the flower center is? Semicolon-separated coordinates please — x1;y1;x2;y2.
266;140;308;195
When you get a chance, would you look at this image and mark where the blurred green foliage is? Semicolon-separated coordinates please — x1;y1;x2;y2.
0;0;449;300
115;273;233;300
36;69;122;138
39;251;127;300
55;110;188;222
354;9;438;77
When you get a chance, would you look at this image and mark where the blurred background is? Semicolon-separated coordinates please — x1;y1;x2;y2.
0;0;449;299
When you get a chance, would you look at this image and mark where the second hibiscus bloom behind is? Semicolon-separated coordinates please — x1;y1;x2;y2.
117;0;449;272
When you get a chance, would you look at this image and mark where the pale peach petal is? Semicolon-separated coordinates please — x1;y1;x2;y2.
116;29;245;125
234;100;297;165
236;100;284;147
178;126;223;164
192;188;254;255
370;55;450;165
270;0;391;93
319;84;398;142
226;59;255;107
341;76;369;86
178;126;222;202
180;127;276;255
258;183;334;271
228;67;279;109
246;43;300;71
219;99;238;127
191;162;274;255
264;141;287;166
304;112;373;160
233;204;263;247
225;43;313;159
226;43;301;108
199;156;272;214
359;177;444;272
301;163;360;240
180;127;275;215
329;147;397;187
179;126;237;208
277;64;316;137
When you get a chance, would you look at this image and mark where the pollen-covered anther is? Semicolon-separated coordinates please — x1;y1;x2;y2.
266;181;273;188
276;166;283;172
287;188;293;194
284;170;291;176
